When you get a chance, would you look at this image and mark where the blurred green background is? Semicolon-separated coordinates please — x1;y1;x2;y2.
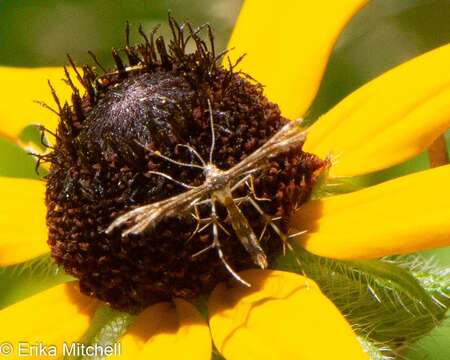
0;0;449;358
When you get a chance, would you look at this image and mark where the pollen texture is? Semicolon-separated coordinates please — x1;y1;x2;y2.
44;19;326;312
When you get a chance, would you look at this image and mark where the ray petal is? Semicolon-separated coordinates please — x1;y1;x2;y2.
0;283;98;359
209;269;367;360
305;44;450;177
0;67;77;142
113;299;211;359
0;177;48;266
227;0;369;119
291;165;450;259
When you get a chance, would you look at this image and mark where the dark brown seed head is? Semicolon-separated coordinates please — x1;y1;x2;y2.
44;18;326;313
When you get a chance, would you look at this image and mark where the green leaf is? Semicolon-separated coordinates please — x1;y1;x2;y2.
0;138;39;179
349;259;441;315
406;316;450;360
0;0;238;67
307;0;450;122
0;254;73;309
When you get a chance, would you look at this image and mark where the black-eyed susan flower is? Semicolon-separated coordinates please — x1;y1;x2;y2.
0;1;449;359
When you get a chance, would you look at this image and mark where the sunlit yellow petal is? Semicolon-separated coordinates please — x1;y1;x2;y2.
0;67;77;141
305;43;450;177
0;283;97;359
0;177;48;266
209;270;367;360
291;165;450;259
227;0;369;120
114;299;211;359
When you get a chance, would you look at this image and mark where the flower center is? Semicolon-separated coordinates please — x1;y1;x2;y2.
45;20;326;312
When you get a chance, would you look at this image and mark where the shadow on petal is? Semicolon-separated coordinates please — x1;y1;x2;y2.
116;299;211;359
209;270;367;360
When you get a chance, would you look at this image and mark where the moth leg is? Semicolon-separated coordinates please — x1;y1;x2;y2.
191;242;214;258
230;174;251;193
258;221;269;243
146;170;195;189
210;201;251;287
193;197;214;207
189;202;249;286
230;196;249;206
243;195;292;255
186;206;206;243
246;176;270;202
243;195;307;274
191;219;231;257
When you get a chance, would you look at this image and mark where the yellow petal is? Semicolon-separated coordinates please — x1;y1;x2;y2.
113;299;211;359
291;165;450;259
0;67;76;141
209;269;367;360
0;177;48;266
227;0;369;120
305;43;450;177
0;282;97;359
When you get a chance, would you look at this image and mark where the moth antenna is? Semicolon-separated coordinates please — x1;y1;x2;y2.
136;140;203;170
175;143;206;167
146;170;195;189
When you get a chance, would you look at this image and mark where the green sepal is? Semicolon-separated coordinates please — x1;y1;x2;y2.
348;258;441;317
275;248;449;351
0;253;73;309
357;336;394;360
64;304;136;360
311;151;431;199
